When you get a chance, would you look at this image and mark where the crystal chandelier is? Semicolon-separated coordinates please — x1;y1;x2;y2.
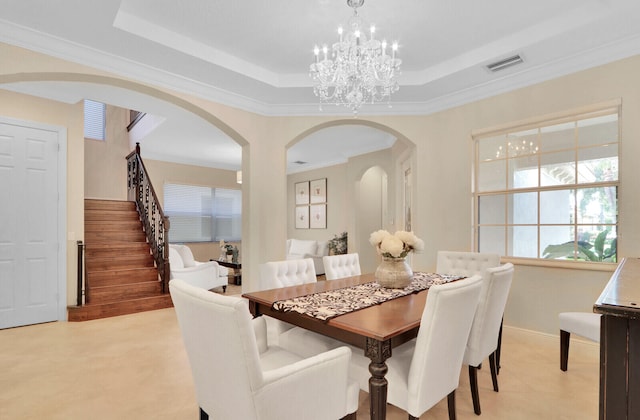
495;138;539;158
309;0;401;114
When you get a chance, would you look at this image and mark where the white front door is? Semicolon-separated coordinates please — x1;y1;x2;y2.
0;120;61;328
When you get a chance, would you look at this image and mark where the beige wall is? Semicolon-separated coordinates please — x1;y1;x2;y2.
287;148;398;273
84;104;130;200
5;42;640;333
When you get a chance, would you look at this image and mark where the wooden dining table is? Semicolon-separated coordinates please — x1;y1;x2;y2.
242;273;431;420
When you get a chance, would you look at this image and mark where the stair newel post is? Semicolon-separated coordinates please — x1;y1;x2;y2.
76;240;84;307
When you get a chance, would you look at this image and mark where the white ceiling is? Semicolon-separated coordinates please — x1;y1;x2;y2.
2;0;640;172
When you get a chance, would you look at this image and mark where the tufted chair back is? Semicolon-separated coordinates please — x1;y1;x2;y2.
259;258;317;290
323;253;361;280
436;251;501;280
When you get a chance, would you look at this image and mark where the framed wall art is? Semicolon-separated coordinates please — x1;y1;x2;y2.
310;178;327;203
295;181;310;205
309;204;326;229
295;205;309;229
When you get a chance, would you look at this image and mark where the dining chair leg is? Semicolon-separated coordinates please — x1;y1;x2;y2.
489;351;499;392
200;407;209;420
560;329;570;371
469;365;481;415
447;390;457;420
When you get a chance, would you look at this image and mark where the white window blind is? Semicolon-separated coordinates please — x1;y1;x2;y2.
164;183;242;243
84;99;105;140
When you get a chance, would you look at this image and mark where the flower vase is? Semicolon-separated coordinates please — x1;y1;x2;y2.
375;256;413;289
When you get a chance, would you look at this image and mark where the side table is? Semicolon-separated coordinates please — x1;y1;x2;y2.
217;260;242;286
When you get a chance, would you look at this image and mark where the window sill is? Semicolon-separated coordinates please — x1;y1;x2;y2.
501;256;618;272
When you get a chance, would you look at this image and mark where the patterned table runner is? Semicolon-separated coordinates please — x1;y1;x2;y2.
272;272;465;321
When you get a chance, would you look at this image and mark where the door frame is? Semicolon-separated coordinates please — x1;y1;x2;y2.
1;116;67;322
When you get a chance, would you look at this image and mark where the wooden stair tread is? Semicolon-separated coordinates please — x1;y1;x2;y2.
68;295;173;321
74;198;168;321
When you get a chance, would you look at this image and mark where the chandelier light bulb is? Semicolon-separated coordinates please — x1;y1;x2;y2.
309;0;401;114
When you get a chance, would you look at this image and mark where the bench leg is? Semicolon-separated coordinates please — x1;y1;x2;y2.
560;329;570;371
200;407;208;420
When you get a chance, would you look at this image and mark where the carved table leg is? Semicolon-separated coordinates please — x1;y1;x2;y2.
366;338;392;420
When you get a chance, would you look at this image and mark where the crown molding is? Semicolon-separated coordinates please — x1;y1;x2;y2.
2;18;640;119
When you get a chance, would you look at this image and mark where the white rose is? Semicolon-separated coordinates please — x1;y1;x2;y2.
381;235;404;257
369;230;391;247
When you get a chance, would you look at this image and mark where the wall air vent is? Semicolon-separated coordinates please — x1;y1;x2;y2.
486;54;524;72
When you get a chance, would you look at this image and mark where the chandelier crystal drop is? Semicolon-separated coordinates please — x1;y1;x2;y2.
309;0;401;115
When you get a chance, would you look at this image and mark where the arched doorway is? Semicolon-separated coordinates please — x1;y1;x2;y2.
286;120;416;275
0;73;249;322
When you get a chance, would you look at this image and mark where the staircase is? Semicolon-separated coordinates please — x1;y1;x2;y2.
68;199;173;321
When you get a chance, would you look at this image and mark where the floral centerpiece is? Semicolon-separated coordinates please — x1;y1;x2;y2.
369;230;424;289
369;230;424;258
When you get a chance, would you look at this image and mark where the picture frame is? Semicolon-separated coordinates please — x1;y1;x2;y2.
310;178;327;204
295;206;309;229
295;181;310;205
309;204;327;229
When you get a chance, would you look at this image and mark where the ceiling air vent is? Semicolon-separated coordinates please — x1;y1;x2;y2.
486;54;524;72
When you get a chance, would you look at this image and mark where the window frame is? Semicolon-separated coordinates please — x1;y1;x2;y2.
472;101;620;270
83;99;106;141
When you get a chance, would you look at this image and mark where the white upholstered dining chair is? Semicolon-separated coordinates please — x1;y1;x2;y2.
436;253;502;355
323;253;361;280
436;251;501;280
169;279;359;420
259;258;345;357
347;275;484;420
258;258;317;290
462;263;514;415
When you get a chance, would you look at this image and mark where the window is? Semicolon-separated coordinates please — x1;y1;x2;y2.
84;99;105;140
164;183;242;243
473;104;619;263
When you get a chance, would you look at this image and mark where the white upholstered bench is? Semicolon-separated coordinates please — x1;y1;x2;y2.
559;312;601;371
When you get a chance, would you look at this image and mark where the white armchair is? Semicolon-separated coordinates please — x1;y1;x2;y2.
169;279;359;420
169;244;229;292
286;239;328;275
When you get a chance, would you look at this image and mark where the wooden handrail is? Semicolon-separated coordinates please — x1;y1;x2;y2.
126;143;171;292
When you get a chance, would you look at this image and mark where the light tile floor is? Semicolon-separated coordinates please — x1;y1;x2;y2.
0;299;598;420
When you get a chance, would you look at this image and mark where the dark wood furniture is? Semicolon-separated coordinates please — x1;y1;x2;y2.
242;273;431;420
217;260;242;285
594;257;640;419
